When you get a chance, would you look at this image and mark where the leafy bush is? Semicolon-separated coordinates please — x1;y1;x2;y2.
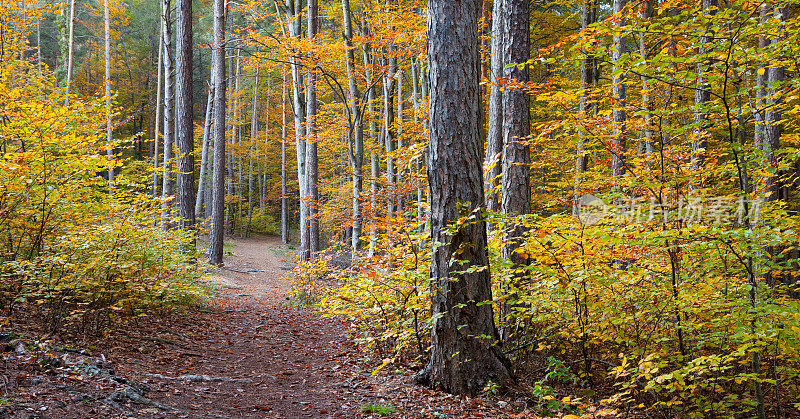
0;57;209;335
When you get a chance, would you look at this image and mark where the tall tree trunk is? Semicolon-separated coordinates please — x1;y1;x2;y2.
196;80;214;218
363;27;379;255
208;0;227;265
175;0;195;236
153;29;163;198
248;67;260;234
764;9;784;203
342;0;364;252
161;0;175;229
639;0;653;157
305;0;320;259
691;0;714;173
104;0;114;189
65;0;76;98
281;65;289;244
415;0;514;395
611;0;627;178
412;58;424;226
499;0;531;341
486;0;504;213
396;69;404;212
384;53;397;219
573;0;598;215
283;0;307;257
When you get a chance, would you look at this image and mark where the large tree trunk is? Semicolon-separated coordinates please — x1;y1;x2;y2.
175;0;195;235
611;0;627;178
342;0;364;252
161;0;175;230
499;0;531;341
305;0;320;259
208;0;227;265
572;0;598;215
415;0;514;395
485;0;504;213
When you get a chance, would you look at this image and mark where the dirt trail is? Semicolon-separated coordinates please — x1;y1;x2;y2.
4;236;510;418
112;236;388;418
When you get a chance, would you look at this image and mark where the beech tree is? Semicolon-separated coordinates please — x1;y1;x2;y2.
415;0;514;396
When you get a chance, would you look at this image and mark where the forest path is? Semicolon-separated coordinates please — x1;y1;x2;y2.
115;236;387;418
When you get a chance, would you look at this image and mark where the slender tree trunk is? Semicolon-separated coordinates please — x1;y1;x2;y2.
384;53;397;219
208;0;227;265
261;75;271;215
161;0;175;229
65;0;76;98
759;5;783;203
281;66;289;244
196;81;215;218
342;0;364;252
248;67;260;234
639;0;653;157
396;69;404;212
363;28;379;255
611;0;627;178
283;0;307;257
415;0;514;395
691;0;714;173
573;0;598;215
153;29;163;198
486;0;504;213
305;0;320;259
412;58;424;226
104;0;114;189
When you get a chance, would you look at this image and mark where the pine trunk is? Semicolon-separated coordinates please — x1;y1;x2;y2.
208;0;227;265
415;0;514;395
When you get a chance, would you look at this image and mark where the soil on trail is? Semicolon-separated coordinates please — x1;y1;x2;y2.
3;236;521;418
113;236;390;418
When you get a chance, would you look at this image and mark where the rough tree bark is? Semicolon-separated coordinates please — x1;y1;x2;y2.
572;0;598;215
414;0;515;396
175;0;195;235
691;0;715;173
208;0;227;265
499;0;531;341
485;0;504;213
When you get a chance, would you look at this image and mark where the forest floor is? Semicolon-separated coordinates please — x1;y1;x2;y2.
1;236;526;418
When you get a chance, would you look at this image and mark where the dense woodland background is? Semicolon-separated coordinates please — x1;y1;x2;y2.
3;0;800;416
